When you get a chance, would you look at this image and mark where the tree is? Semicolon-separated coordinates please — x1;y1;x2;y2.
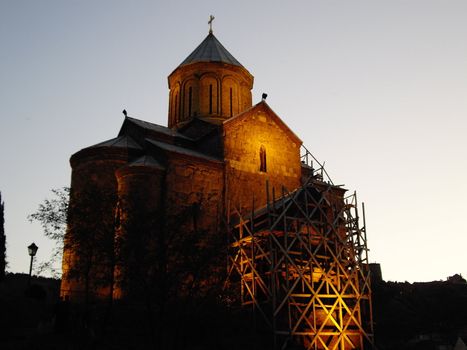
63;184;117;304
0;192;6;281
28;187;69;278
30;186;118;300
29;185;236;347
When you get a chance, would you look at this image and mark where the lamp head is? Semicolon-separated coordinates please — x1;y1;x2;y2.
28;243;38;257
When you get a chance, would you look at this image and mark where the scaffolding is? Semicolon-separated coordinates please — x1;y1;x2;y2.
226;161;375;349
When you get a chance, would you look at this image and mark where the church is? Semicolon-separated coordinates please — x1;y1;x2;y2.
60;23;374;349
61;26;303;300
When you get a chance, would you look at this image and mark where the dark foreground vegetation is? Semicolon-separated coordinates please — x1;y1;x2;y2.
1;273;467;349
373;274;467;350
0;273;272;350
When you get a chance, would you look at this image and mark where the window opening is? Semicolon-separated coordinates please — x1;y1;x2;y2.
175;93;178;122
260;145;267;172
229;87;233;117
188;86;192;118
209;84;213;114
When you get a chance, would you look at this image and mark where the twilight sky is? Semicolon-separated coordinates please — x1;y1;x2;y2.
1;0;466;282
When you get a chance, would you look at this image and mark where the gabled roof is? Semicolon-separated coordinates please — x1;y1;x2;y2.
120;116;193;141
177;33;243;68
71;135;142;166
223;100;302;145
146;139;223;164
88;135;142;150
128;155;165;170
177;117;221;140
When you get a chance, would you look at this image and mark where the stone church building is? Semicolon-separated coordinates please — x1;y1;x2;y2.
60;27;375;349
60;30;305;300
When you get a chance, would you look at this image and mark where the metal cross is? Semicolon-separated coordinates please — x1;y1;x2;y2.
208;15;215;34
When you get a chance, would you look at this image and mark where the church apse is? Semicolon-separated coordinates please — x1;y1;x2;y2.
61;139;138;301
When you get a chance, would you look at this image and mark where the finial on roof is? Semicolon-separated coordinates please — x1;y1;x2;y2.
208;15;215;34
262;93;268;100
122;109;128;117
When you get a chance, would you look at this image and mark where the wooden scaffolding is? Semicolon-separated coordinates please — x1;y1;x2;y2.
226;173;375;349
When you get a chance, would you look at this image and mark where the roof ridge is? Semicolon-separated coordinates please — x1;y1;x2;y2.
128;155;165;169
146;138;223;163
124;116;194;141
89;135;142;149
223;100;302;145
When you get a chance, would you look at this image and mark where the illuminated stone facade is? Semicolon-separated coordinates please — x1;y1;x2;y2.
224;102;302;213
60;32;306;300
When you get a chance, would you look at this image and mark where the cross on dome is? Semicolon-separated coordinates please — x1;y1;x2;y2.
208;15;215;34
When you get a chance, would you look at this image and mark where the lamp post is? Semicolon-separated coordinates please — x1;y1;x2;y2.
27;243;38;285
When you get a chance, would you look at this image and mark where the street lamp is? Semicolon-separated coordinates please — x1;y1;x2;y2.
27;243;38;285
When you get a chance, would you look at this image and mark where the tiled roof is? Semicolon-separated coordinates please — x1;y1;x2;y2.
128;155;165;170
89;135;142;149
178;33;243;68
124;116;193;141
146;139;223;163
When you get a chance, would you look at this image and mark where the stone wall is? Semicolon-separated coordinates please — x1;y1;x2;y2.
61;144;225;301
114;165;165;299
61;148;129;301
164;155;224;234
162;155;225;297
168;62;253;129
224;104;302;213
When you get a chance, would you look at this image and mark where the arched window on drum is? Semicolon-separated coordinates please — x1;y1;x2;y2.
183;79;197;120
222;77;239;118
200;76;218;116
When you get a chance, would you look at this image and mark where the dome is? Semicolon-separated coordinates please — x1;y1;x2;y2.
177;33;243;68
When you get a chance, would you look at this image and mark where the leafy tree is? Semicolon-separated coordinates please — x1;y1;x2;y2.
64;184;117;304
29;185;121;302
28;187;69;277
0;191;6;281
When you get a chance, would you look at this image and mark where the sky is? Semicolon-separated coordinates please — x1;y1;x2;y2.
1;0;466;283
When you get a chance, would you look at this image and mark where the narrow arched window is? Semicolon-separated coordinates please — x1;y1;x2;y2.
260;145;267;172
209;84;213;114
229;87;233;117
188;86;192;118
174;93;178;122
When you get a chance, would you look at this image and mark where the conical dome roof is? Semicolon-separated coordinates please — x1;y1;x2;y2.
167;31;254;130
177;33;243;68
